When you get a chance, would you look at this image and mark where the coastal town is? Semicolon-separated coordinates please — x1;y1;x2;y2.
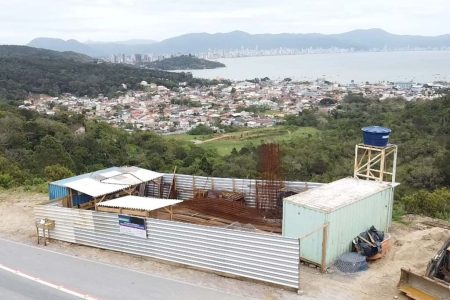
21;78;448;134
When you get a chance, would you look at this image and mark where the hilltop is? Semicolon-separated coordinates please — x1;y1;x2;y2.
0;45;210;102
146;55;225;70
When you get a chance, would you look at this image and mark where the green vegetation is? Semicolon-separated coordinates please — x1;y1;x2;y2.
399;188;450;221
168;94;450;220
187;124;215;135
146;54;225;70
0;92;448;221
0;46;214;102
169;126;319;156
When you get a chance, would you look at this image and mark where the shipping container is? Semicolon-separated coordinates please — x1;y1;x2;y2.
282;177;395;266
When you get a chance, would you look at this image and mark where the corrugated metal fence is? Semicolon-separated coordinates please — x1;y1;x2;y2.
148;174;323;207
34;204;300;289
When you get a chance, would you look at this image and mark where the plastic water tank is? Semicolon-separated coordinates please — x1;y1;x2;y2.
361;126;391;147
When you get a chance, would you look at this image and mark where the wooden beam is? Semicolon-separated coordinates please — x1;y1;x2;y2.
379;148;385;181
321;223;329;273
68;189;73;208
167;166;177;199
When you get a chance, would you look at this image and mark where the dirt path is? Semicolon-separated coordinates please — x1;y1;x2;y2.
1;190;449;299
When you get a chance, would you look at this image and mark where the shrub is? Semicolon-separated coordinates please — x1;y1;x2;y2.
44;164;75;182
401;188;450;221
0;173;13;188
187;124;215;135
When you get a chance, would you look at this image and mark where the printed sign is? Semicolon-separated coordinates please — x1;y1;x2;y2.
118;215;147;238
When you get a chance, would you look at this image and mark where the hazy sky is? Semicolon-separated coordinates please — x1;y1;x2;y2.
1;0;449;44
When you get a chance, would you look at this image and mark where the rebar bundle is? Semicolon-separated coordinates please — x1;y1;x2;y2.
256;143;284;217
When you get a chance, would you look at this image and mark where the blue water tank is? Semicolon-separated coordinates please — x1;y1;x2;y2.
361;126;391;147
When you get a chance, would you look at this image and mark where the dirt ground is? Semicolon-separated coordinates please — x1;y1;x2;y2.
1;190;449;300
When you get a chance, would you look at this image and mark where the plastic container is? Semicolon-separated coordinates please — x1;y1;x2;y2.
367;233;391;261
362;126;391;147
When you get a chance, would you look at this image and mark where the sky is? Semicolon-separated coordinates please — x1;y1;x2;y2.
1;0;449;44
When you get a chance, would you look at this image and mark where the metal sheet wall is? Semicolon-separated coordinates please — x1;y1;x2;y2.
34;205;300;289
147;174;323;207
325;188;394;265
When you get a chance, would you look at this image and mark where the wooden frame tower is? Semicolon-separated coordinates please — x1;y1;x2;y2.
353;143;397;183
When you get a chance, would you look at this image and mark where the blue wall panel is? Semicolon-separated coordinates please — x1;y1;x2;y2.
48;184;69;200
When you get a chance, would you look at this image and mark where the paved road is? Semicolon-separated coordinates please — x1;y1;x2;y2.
0;238;249;300
0;268;80;300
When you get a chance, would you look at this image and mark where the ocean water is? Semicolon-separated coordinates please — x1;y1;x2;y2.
185;50;450;83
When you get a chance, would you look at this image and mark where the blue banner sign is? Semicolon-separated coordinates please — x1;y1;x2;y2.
118;215;147;238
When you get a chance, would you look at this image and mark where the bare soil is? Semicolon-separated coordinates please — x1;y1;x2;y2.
1;190;449;300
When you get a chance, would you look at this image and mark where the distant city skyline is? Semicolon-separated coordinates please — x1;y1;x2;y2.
1;0;450;45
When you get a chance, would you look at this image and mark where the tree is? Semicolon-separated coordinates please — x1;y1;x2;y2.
44;164;75;181
187;124;215;135
33;135;75;172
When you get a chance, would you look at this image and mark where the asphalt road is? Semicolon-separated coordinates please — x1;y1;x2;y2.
0;238;249;300
0;268;80;300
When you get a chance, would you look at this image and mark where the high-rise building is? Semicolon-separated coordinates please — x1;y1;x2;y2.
134;54;142;64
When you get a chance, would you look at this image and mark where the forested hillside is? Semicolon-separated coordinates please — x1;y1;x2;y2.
0;94;448;219
0;46;211;102
146;55;225;70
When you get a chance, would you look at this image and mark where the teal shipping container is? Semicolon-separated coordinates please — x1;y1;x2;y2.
282;177;395;267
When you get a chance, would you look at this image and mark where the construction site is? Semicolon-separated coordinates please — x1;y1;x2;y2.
50;143;306;235
31;127;450;298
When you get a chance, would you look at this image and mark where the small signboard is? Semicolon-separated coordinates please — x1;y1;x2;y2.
118;215;147;238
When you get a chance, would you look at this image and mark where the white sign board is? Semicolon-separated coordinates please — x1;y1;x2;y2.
118;215;147;238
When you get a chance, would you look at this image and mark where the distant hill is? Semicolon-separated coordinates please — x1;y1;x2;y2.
29;37;159;57
147;55;225;70
91;39;157;45
0;45;210;102
27;29;450;57
28;38;98;56
0;45;93;62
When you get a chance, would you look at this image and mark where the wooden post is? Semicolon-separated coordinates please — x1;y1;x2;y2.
211;177;215;190
173;174;177;197
321;223;329;273
392;146;398;183
43;227;47;246
232;178;236;192
68;189;73;208
167;166;177;199
353;144;358;178
158;177;162;198
379;148;385;181
366;149;371;179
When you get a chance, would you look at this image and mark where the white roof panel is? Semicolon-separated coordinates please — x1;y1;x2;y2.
127;168;162;182
97;196;182;211
64;178;129;198
284;178;392;212
99;170;122;178
101;174;143;185
59;166;163;198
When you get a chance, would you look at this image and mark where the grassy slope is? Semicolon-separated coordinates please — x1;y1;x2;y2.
166;126;319;156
